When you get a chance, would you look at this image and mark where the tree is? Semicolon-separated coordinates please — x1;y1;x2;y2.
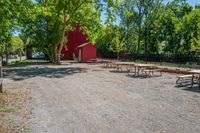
19;0;118;64
180;8;200;54
10;37;24;61
110;29;126;59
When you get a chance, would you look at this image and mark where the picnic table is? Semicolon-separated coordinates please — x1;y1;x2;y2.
132;63;157;76
113;62;160;76
100;59;116;68
114;62;135;72
176;69;200;88
188;70;200;88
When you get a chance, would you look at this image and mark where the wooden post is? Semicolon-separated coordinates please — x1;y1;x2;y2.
0;58;2;93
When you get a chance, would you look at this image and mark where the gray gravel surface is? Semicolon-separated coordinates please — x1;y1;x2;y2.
3;63;200;133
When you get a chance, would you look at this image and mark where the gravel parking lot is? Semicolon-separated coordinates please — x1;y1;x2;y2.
3;62;200;133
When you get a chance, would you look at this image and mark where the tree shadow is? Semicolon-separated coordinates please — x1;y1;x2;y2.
125;74;154;79
182;86;200;93
109;70;128;73
3;67;87;81
175;86;200;93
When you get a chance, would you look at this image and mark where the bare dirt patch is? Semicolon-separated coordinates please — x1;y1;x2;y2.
0;81;31;133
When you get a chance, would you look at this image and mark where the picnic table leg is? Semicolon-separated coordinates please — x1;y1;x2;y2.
191;75;194;88
119;65;122;72
105;62;108;67
176;77;181;86
126;65;130;72
134;66;137;76
137;67;140;76
198;75;200;89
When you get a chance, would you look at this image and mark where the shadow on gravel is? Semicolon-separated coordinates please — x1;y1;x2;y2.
125;73;162;79
109;70;128;73
181;86;200;93
3;67;87;81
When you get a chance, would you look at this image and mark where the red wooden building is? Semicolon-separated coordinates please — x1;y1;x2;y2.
77;42;97;62
60;26;96;62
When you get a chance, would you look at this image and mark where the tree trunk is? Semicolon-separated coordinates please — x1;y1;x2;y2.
144;27;148;57
54;44;58;63
117;52;120;60
56;10;67;65
0;82;2;93
48;47;54;63
19;53;22;61
137;24;141;55
5;47;9;65
0;58;3;93
1;55;3;64
137;6;142;55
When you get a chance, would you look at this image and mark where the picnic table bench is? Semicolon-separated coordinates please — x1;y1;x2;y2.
187;70;200;88
176;70;200;88
142;68;162;77
128;63;162;77
176;75;194;87
114;62;135;72
101;59;118;68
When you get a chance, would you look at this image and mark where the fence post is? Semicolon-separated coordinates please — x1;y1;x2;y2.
0;57;2;93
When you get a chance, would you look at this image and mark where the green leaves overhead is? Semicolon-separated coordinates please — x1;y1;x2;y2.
1;0;200;61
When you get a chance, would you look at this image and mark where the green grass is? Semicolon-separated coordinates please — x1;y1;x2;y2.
7;59;53;67
0;108;15;113
10;60;33;65
20;128;32;133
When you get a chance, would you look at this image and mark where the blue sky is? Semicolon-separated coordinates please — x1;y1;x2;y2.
164;0;200;6
186;0;200;6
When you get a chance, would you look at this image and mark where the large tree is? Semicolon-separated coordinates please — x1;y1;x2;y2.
19;0;119;64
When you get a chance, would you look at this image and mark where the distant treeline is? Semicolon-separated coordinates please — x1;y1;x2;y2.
96;0;200;59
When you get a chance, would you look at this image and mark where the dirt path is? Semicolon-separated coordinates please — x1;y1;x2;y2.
3;63;200;133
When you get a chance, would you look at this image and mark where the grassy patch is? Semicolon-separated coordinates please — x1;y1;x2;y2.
5;59;53;67
0;90;32;132
0;91;31;110
0;108;14;113
21;127;32;133
10;60;33;65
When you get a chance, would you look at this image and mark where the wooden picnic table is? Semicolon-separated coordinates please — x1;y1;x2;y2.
113;62;158;75
115;62;135;65
114;62;136;72
100;59;116;68
131;63;157;76
188;69;200;88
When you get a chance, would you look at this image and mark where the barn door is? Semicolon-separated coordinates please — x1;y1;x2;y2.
78;49;82;62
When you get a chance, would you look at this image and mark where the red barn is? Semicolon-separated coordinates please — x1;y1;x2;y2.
77;42;96;62
60;26;96;61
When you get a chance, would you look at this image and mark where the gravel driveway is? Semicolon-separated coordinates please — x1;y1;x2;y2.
3;62;200;133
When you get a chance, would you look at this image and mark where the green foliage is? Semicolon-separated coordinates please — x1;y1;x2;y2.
110;29;125;54
180;9;200;54
0;0;200;60
10;37;24;54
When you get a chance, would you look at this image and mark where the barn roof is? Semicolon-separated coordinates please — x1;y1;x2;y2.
77;42;92;48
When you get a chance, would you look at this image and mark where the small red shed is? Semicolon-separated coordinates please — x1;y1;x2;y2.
77;42;97;62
